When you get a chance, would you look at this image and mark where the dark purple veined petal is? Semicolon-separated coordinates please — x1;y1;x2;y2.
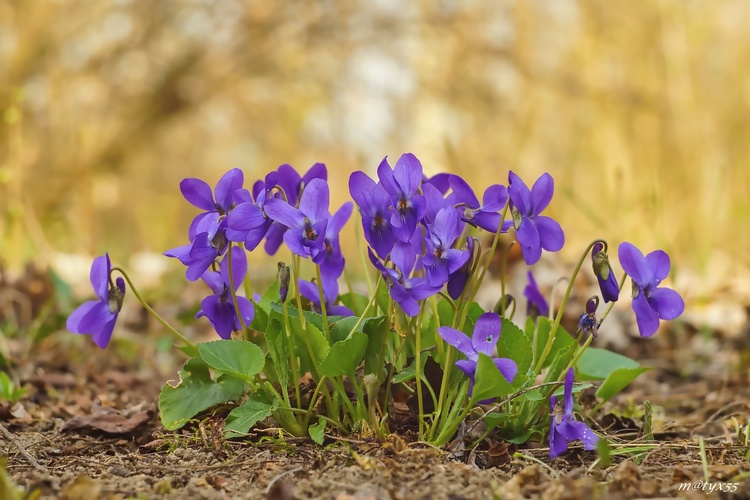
632;292;660;337
515;218;542;265
163;243;192;264
481;184;508;212
282;227;308;258
493;357;518;383
90;254;110;302
91;317;117;349
348;171;378;217
264;223;287;255
188;212;212;241
422;182;449;225
645;249;671;285
447;267;469;300
393;153;423;196
442;248;470;276
404;279;441;301
264;198;305;229
530;172;554;216
647;287;684;320
391;240;417;279
365;217;396;260
275;164;303;205
214;168;244;212
431;207;463;247
535;216;565;252
390;282;419;317
425;260;449;287
424;172;451;194
618;242;648;286
180;178;216;212
438;326;475;358
508;171;532;215
471;312;502;357
308;219;329;263
299;178;330;224
549;422;569;459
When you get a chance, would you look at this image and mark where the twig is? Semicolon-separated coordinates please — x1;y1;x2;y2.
0;423;49;473
265;467;304;495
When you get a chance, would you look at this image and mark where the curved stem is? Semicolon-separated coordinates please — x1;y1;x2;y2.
110;267;197;354
498;240;515;316
226;245;248;337
348;275;382;337
531;238;607;374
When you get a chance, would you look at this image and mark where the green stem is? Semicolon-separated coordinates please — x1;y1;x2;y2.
354;210;375;296
348;275;382;337
302;375;328;428
531;239;607;374
110;267;197;354
282;299;302;412
315;264;330;341
414;301;427;439
291;255;307;331
226;245;248;338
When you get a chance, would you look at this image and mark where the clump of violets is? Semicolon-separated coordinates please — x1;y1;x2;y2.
64;152;687;457
549;368;599;459
66;254;125;349
618;242;685;337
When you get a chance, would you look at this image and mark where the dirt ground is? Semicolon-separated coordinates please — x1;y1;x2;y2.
2;304;750;499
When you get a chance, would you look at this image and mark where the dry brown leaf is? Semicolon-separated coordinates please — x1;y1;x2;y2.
63;403;151;434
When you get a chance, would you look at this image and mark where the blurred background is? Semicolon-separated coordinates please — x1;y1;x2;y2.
1;0;749;311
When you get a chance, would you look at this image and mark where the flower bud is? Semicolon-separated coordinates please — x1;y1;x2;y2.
591;242;619;303
577;295;600;338
277;262;290;303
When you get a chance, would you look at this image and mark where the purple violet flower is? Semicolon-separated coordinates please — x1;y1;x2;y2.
349;171;396;259
524;271;549;318
263;178;330;263
422;207;470;287
618;242;685;337
447;175;512;234
164;224;229;281
377;154;427;243
264;163;327;255
591;242;619;303
437;312;518;402
298;277;354;317
196;246;254;339
549;368;599;459
66;254;125;349
368;248;439;317
226;171;279;251
181;168;244;240
508;171;564;265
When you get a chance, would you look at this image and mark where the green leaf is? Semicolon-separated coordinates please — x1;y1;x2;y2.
471;354;515;402
270;303;327;334
362;316;389;377
329;316;361;344
496;320;533;384
264;319;289;388
225;392;278;438
595;367;650;403
577;347;641;380
319;333;368;378
159;358;246;430
277;315;329;376
308;419;326;445
392;355;427;384
198;340;265;384
533;316;576;370
338;292;370;316
257;281;280;315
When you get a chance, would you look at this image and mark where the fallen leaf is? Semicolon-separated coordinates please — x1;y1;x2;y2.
63;403;151;434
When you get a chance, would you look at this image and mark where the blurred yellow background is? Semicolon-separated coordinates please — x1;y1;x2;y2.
1;1;749;296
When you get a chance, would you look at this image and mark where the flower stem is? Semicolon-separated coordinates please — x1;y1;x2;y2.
414;301;427;439
315;264;330;341
282;298;303;412
226;245;249;338
291;255;307;331
531;238;607;374
348;275;382;337
110;267;197;355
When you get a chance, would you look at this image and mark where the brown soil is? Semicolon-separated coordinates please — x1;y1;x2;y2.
3;320;750;499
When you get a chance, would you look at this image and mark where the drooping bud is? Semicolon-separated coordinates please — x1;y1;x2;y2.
494;294;516;319
447;237;477;300
524;271;549;320
277;262;290;303
591;242;619;303
577;295;600;338
108;277;126;314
